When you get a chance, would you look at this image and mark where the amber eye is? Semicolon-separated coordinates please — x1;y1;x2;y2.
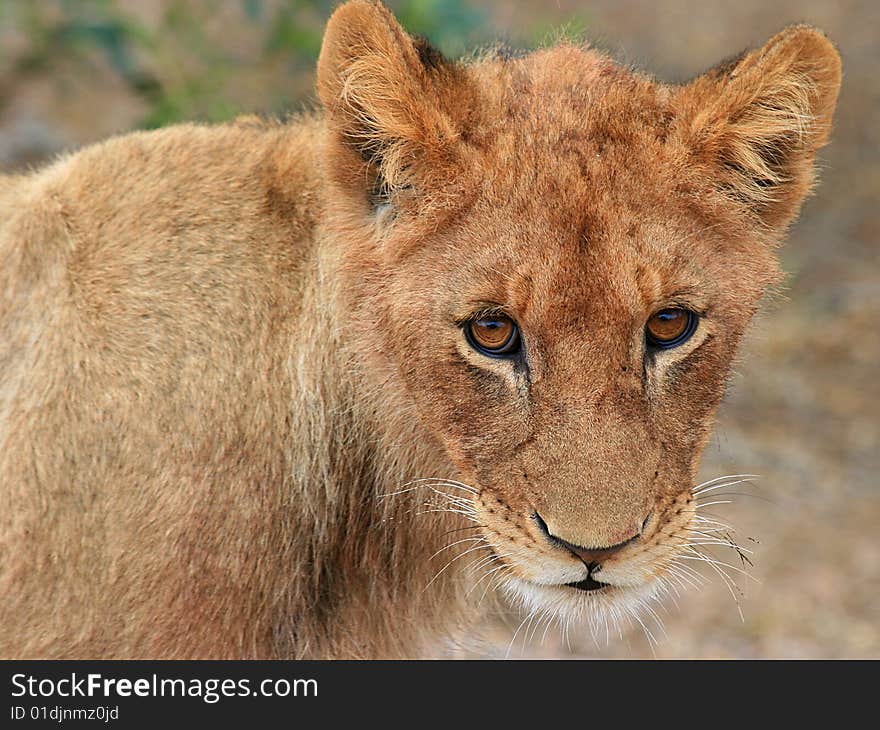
645;308;698;349
465;314;521;357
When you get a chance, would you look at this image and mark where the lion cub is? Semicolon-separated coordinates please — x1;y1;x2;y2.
0;1;840;658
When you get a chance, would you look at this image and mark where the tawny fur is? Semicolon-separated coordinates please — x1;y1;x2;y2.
0;1;840;658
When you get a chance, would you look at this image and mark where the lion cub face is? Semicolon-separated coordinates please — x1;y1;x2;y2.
318;3;840;621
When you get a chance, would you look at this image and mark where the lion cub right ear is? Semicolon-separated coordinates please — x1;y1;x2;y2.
677;26;842;232
317;0;467;206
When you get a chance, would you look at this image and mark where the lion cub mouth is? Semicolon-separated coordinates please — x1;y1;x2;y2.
565;576;608;593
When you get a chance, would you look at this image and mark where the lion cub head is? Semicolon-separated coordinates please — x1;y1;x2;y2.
316;2;841;625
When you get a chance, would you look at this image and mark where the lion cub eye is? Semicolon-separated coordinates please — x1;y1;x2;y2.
645;308;698;349
465;315;521;358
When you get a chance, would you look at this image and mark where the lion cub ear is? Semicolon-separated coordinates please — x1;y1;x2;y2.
317;0;464;206
677;26;841;231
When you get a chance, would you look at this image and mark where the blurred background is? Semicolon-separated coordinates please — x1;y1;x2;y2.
1;0;876;658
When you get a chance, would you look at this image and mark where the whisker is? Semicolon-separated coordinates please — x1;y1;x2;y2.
691;559;744;619
692;515;736;531
378;477;479;500
423;542;493;592
630;607;658;655
686;540;755;554
505;610;537;659
465;552;502;579
469;567;500;603
694;510;736;524
696;491;777;505
692;477;759;496
415;507;477;520
423;478;480;494
661;569;687;596
679;551;758;582
657;577;682;607
427;536;487;562
691;473;761;492
406;478;479;494
520;611;539;656
525;606;554;651
426;486;475;502
684;528;733;537
478;567;513;606
694;499;734;508
438;525;483;539
642;601;668;641
666;562;705;591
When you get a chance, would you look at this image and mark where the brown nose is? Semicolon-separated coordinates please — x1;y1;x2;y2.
533;512;642;567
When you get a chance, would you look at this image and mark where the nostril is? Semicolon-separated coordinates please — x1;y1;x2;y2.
532;511;551;538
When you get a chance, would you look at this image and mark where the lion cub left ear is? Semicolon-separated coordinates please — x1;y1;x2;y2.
316;0;467;206
677;26;842;231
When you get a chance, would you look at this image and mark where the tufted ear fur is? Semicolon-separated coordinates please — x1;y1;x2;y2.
316;0;468;206
677;25;842;231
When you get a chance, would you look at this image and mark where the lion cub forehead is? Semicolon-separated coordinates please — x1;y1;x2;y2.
469;44;669;133
456;50;679;217
475;44;634;93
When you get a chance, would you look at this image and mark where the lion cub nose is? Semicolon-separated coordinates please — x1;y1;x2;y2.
533;512;642;566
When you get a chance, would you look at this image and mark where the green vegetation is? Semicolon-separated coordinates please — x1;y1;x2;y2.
0;0;500;128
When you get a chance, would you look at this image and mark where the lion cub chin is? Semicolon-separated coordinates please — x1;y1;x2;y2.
0;1;840;658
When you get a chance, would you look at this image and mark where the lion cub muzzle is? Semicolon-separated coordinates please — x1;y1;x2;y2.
532;510;647;590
